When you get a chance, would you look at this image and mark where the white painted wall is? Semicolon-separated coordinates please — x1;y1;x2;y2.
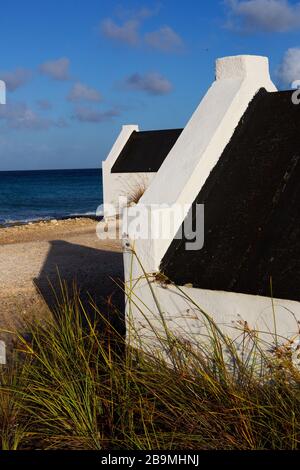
0;340;6;365
103;172;156;219
102;124;163;219
125;274;300;351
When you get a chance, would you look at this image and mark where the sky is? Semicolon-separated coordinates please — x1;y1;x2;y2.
0;0;300;171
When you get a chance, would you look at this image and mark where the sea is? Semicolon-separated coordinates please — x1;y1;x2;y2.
0;169;103;227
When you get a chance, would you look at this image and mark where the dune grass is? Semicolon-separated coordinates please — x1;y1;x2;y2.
0;281;300;450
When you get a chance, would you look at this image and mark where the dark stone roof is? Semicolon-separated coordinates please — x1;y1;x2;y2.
111;129;183;173
160;89;300;301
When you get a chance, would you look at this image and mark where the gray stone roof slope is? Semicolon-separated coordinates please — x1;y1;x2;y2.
111;129;183;173
161;89;300;301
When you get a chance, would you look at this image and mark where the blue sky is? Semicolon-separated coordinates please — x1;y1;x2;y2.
0;0;300;170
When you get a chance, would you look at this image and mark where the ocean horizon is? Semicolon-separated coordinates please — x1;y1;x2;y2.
0;168;103;227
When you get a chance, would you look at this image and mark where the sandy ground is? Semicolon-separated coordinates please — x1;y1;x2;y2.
0;218;124;342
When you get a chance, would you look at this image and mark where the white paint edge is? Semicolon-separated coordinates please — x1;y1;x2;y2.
102;125;139;219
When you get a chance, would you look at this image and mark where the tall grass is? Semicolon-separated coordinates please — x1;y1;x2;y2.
0;281;300;450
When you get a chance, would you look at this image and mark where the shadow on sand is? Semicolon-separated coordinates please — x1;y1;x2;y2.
34;240;125;336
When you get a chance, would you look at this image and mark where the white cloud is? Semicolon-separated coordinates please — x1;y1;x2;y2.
100;7;184;52
0;68;32;92
0;101;67;130
36;99;52;110
55;117;68;128
124;72;172;95
145;26;184;52
101;18;140;45
72;106;120;123
115;5;160;21
67;82;102;102
0;81;5;104
39;57;70;80
278;48;300;85
225;0;300;32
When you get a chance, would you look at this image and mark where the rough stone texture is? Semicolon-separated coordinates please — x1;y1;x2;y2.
161;90;300;302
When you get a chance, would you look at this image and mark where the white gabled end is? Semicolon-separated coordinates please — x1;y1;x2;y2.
216;55;272;82
103;124;139;168
122;124;139;132
102;123;140;219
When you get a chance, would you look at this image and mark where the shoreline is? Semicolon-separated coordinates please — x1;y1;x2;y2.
0;213;103;229
0;216;105;245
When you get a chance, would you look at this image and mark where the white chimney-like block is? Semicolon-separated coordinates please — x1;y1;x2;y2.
216;55;272;81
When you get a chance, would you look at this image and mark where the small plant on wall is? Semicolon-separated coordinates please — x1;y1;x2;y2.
125;179;147;206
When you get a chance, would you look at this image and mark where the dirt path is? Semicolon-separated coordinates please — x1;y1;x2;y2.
0;218;123;335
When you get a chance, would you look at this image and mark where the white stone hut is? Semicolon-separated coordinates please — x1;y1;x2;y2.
102;125;182;219
122;55;300;350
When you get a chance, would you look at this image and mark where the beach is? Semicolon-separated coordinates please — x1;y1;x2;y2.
0;217;123;340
